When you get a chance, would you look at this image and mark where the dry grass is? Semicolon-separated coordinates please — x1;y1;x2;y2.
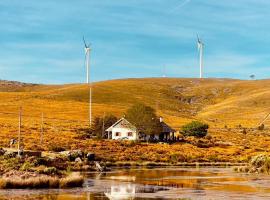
0;176;59;189
59;172;84;188
0;78;270;162
0;173;83;189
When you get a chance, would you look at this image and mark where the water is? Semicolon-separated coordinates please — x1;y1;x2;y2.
1;167;270;199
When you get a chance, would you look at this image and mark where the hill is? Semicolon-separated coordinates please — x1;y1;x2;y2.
1;77;270;161
1;78;270;128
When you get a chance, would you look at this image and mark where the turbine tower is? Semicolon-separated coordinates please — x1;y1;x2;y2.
197;35;204;79
83;37;92;126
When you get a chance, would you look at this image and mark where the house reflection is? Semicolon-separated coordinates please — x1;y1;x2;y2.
104;184;136;200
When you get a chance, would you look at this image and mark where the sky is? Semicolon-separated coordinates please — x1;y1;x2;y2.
1;0;270;83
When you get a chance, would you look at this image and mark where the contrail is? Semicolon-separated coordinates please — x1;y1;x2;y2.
169;0;191;13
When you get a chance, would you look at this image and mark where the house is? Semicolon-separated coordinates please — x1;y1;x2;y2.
144;117;176;142
106;118;138;140
106;117;175;141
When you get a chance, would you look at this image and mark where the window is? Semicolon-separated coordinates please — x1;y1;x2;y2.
115;132;121;136
128;132;133;137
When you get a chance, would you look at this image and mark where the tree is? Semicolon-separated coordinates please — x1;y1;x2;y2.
181;121;209;138
91;114;117;138
125;103;162;136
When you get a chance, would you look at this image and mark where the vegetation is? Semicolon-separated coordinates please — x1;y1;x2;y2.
1;78;270;164
125;103;162;135
91;114;117;138
258;124;265;131
234;154;270;174
181;121;209;138
0;172;83;189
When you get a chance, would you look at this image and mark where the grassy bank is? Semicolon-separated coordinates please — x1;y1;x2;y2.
106;161;246;167
0;153;87;189
0;172;83;189
234;154;270;174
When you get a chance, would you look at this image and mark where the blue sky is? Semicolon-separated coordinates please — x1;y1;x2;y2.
1;0;270;83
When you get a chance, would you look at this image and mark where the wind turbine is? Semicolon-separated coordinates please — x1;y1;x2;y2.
83;37;92;126
197;35;204;79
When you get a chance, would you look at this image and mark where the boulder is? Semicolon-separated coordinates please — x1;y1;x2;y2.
61;150;84;161
86;152;95;161
0;148;6;156
4;151;17;158
75;157;82;163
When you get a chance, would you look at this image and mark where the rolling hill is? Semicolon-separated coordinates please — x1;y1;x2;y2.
0;78;270;129
1;77;270;161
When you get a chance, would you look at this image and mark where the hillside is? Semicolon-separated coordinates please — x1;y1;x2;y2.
1;77;270;158
1;78;270;127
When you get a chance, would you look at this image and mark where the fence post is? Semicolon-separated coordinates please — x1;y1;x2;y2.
18;107;22;157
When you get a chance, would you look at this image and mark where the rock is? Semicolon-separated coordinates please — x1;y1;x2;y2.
4;151;17;158
61;150;84;161
0;148;6;156
215;141;234;147
75;157;82;163
86;152;95;161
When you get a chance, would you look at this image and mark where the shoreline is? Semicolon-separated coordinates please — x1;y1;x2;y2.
105;161;247;168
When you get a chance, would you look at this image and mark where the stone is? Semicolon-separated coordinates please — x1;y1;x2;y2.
75;157;82;163
86;152;95;161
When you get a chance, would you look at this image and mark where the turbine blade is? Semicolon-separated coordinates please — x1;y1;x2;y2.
83;36;87;48
197;34;200;43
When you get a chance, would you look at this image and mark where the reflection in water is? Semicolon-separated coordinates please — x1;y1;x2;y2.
104;184;136;200
1;167;270;199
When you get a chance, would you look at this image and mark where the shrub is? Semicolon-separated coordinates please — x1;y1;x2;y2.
2;158;21;170
48;145;66;152
91;115;118;138
20;161;35;172
258;124;265;131
35;157;49;166
43;167;58;175
181;121;209;138
249;154;270;174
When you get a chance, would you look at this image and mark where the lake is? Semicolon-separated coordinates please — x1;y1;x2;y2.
0;167;270;199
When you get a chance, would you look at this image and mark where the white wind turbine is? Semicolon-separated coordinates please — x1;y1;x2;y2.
197;35;204;79
83;37;92;126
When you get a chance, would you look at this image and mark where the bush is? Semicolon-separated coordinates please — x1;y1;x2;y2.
258;124;265;131
181;121;209;138
43;167;58;175
35;157;49;166
20;161;35;172
49;145;66;152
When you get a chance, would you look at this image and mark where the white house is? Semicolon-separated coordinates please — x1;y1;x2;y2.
106;118;138;140
106;117;175;141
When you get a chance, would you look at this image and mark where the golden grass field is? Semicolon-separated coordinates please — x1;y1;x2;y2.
1;78;270;162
